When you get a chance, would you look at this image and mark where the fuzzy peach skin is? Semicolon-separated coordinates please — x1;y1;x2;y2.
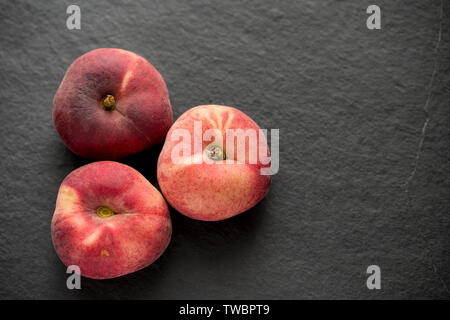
53;48;172;159
51;161;171;279
157;105;271;221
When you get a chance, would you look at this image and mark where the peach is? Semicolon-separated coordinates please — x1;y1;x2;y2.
157;105;272;221
53;48;172;159
51;161;171;279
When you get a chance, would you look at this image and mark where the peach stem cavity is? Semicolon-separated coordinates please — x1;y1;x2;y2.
96;206;115;218
205;144;225;161
101;95;116;111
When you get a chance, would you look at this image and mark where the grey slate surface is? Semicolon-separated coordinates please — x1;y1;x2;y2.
0;0;449;299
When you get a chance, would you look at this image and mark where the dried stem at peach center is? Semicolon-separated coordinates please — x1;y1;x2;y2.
101;95;116;111
205;144;226;161
96;206;115;218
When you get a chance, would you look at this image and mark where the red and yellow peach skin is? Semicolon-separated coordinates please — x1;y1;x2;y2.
53;48;172;159
157;105;271;221
51;161;171;279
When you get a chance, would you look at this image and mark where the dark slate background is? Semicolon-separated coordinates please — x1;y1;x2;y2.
0;0;449;299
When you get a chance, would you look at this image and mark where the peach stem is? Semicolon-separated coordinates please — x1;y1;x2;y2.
96;206;115;218
205;144;226;161
101;95;116;111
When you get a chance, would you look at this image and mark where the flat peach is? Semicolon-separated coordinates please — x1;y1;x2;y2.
157;105;271;221
53;48;172;159
51;161;171;279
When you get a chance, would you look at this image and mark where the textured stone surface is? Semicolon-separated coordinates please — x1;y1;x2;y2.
0;0;449;299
